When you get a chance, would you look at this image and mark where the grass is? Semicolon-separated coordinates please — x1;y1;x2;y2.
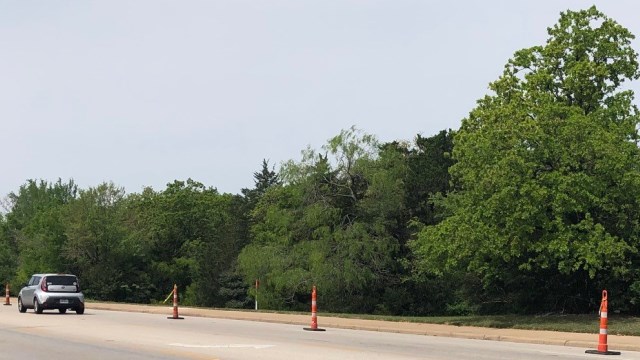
221;306;640;336
318;312;640;336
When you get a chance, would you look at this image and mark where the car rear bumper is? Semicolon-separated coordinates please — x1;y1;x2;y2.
40;294;84;309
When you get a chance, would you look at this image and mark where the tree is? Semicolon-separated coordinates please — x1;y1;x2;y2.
239;127;408;313
5;179;77;282
128;179;242;306
0;214;16;285
379;131;457;315
412;7;640;313
242;159;280;204
62;182;150;301
404;131;455;226
213;160;282;309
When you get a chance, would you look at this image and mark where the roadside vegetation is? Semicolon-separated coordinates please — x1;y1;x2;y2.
324;313;640;336
2;6;640;317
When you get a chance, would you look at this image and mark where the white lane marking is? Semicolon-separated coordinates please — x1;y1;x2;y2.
169;343;275;349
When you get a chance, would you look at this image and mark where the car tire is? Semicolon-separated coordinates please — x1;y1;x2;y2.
76;305;84;315
58;308;67;314
18;297;27;313
34;298;43;314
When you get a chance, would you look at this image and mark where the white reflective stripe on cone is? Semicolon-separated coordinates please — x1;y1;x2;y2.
600;311;607;318
600;328;608;335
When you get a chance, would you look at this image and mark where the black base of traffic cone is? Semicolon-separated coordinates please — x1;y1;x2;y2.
303;327;326;331
586;350;621;355
167;316;184;320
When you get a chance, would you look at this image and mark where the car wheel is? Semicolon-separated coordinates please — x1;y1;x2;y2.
34;298;43;314
76;305;84;315
18;297;27;313
58;308;67;314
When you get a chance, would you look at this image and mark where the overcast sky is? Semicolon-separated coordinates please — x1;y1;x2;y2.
2;1;639;197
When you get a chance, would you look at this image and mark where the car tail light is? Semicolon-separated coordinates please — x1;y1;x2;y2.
76;282;81;293
41;277;48;292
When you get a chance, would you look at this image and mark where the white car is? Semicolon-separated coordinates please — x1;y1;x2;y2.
18;273;85;314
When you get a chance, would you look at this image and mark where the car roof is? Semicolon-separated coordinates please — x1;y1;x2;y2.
31;273;77;277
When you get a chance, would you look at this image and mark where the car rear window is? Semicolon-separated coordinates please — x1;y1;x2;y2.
46;276;78;286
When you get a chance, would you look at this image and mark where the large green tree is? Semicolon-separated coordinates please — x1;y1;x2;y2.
62;182;152;301
5;179;77;283
412;7;640;313
239;127;408;313
129;179;242;306
380;131;457;314
215;160;282;309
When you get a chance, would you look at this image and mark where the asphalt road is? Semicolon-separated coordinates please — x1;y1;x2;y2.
1;306;639;360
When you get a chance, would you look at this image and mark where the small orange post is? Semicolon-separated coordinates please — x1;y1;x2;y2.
3;283;11;306
167;284;184;320
303;285;325;331
586;290;620;355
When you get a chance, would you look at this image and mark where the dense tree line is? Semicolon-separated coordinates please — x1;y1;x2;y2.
1;7;639;314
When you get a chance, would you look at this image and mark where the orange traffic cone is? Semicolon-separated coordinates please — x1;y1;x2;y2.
3;283;11;306
586;290;620;355
167;284;184;320
303;286;325;331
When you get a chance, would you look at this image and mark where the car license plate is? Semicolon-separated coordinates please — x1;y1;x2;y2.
59;299;69;304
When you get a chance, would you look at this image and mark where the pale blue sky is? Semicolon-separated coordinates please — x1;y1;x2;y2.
1;1;639;197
